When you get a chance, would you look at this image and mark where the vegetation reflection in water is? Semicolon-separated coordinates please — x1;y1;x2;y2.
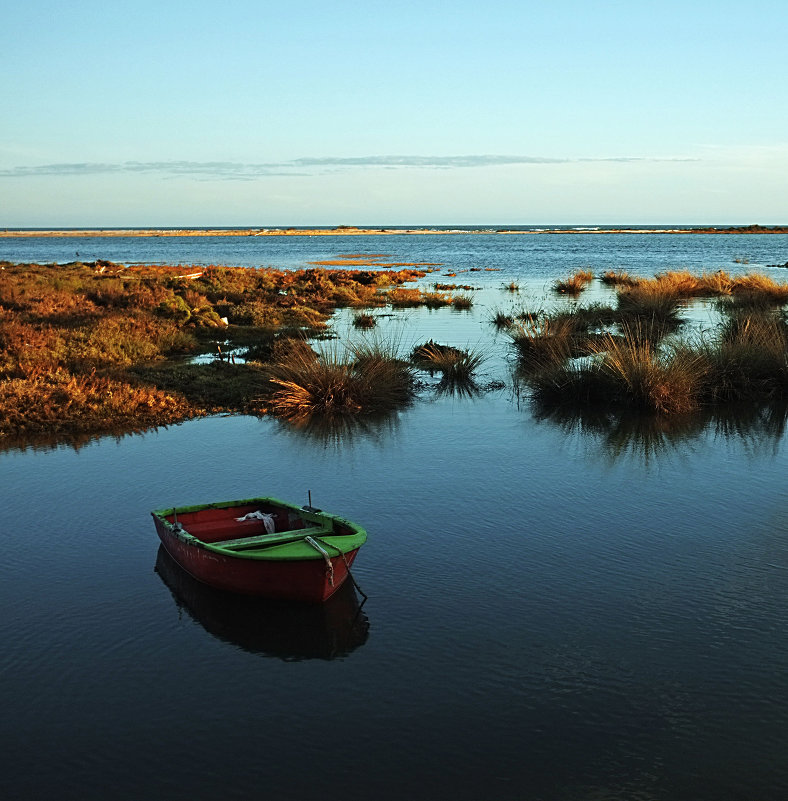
154;546;369;661
533;400;788;462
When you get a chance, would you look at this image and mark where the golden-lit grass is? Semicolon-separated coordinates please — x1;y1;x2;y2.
451;294;474;310
616;270;788;304
702;312;788;401
386;288;428;307
0;261;438;439
410;341;485;380
553;269;594;295
600;270;637;287
508;314;578;369
263;341;415;421
530;326;709;415
352;312;377;329
0;369;195;436
421;291;453;309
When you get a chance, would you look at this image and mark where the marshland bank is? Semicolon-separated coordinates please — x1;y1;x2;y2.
4;254;788;443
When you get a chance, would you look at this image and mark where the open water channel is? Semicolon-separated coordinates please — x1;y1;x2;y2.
2;231;788;800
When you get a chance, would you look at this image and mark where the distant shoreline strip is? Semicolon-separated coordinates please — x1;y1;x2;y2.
1;226;787;238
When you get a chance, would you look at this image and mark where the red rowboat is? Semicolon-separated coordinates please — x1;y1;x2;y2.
151;496;367;602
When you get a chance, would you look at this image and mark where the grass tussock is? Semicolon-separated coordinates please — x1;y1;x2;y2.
411;341;485;380
553;269;594;296
508;314;579;369
530;326;709;415
616;270;788;305
490;308;514;330
600;270;637;287
702;312;788;401
262;341;415;421
352;312;377;329
525;307;788;416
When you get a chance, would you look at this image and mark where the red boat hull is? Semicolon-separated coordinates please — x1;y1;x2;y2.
154;518;360;603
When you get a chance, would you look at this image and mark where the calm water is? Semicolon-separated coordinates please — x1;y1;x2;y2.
2;234;788;800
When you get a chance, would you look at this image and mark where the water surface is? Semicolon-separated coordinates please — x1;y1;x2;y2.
2;234;788;800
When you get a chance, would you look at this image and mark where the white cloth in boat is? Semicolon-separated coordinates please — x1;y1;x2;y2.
235;510;276;534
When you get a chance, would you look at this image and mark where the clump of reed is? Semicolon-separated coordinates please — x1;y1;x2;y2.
451;294;474;310
615;285;683;341
490;308;514;330
263;341;415;421
507;313;579;370
503;281;520;292
614;270;788;305
600;270;637;287
411;341;485;380
421;291;453;309
553;269;594;296
530;325;709;416
352;312;377;329
386;288;428;307
701;311;788;401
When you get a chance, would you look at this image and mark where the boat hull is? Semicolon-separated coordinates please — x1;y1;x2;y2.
152;507;362;603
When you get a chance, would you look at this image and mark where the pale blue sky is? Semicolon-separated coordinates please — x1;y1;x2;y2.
2;0;787;226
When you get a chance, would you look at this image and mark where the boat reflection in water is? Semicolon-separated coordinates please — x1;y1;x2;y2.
154;546;370;661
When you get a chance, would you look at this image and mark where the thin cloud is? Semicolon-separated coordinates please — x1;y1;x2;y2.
0;154;698;180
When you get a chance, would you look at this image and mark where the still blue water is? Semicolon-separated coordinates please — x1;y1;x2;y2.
2;234;788;800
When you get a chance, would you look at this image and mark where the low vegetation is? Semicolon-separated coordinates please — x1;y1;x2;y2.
553;269;594;295
0;260;430;438
4;261;788;441
261;340;415;422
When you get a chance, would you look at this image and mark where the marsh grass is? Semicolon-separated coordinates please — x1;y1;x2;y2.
0;369;196;436
410;341;485;380
352;312;377;329
0;261;433;438
615;270;788;305
421;291;453;309
490;309;514;329
530;326;708;415
553;269;594;295
615;285;683;340
451;294;474;310
508;314;577;369
263;340;415;421
600;270;637;287
701;312;788;401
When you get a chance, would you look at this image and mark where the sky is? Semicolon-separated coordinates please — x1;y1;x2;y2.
2;0;787;226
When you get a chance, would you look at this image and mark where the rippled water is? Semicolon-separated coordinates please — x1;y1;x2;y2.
2;234;788;800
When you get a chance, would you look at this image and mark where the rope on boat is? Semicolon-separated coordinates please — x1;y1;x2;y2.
304;536;335;587
311;536;368;602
